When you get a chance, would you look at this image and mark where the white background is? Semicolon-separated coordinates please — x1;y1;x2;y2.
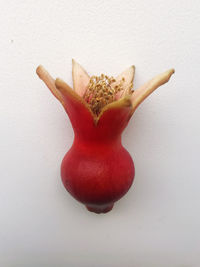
0;0;200;266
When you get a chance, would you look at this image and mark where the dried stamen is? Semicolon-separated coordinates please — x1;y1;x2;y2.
83;74;133;115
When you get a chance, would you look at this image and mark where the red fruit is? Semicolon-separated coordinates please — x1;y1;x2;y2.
36;60;174;213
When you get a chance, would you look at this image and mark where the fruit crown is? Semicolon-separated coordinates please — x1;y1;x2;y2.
36;60;174;124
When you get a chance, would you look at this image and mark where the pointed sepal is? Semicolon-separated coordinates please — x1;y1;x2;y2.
112;65;135;99
36;65;64;105
131;68;175;111
72;59;90;97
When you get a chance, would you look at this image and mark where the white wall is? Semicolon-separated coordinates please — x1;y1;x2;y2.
0;0;200;266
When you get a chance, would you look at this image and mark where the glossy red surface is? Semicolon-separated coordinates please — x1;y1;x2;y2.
59;82;135;213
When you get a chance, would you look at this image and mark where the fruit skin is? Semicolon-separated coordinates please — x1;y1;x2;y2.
61;135;135;213
58;87;135;213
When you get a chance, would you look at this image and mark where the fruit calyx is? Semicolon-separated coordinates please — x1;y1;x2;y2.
36;60;175;126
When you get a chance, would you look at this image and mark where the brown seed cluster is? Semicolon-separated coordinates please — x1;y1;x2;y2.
83;74;131;115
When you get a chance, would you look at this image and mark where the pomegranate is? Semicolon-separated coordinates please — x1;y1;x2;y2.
36;60;174;213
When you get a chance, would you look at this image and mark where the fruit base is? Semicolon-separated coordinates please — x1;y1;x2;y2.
86;203;114;214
